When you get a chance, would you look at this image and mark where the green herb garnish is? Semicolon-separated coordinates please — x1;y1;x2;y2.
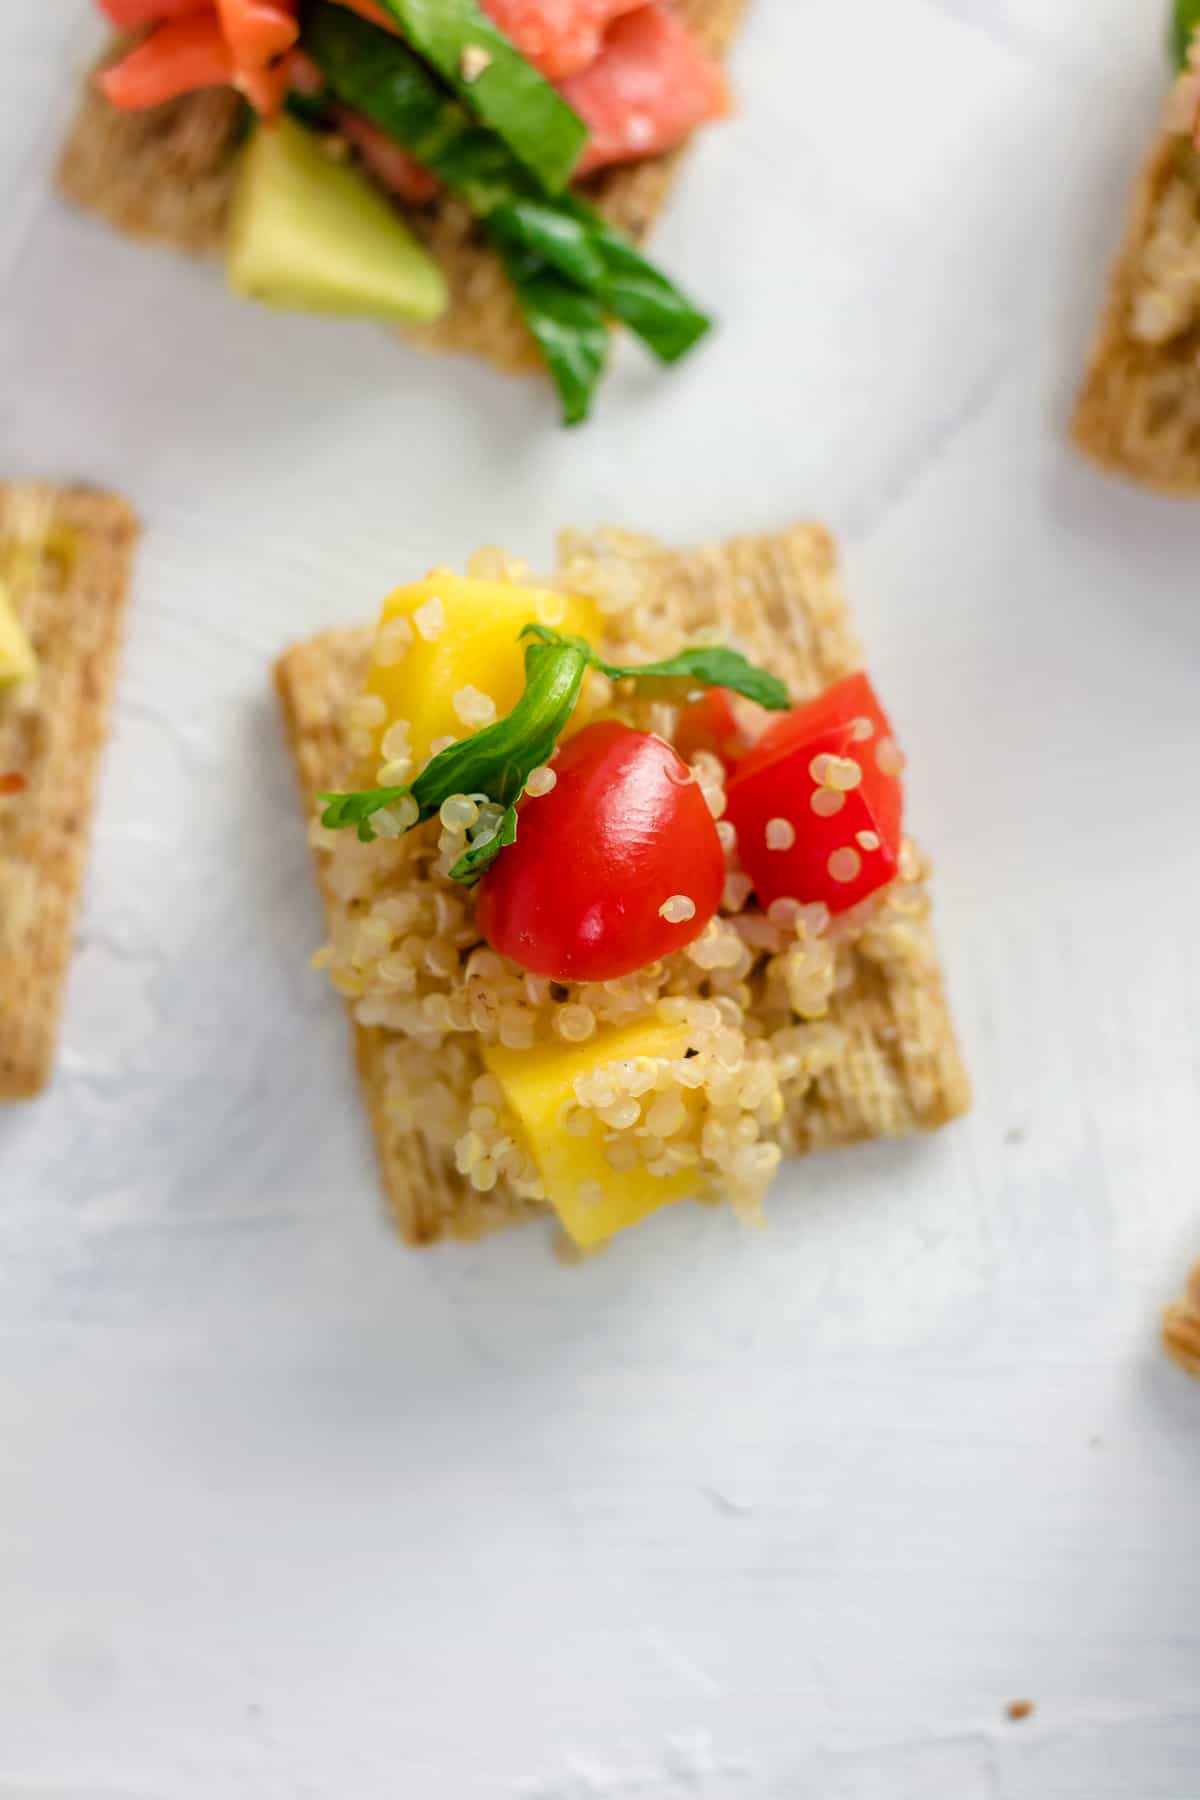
488;200;711;366
301;1;711;420
491;235;610;425
537;632;791;711
373;0;587;192
1173;0;1200;68
318;625;788;877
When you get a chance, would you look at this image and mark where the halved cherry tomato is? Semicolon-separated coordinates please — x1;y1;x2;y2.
673;686;744;772
724;672;905;916
476;719;724;983
98;14;234;110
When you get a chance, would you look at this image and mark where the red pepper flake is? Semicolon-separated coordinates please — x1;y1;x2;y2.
0;772;27;795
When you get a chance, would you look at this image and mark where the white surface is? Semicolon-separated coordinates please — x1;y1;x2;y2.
2;2;1200;1795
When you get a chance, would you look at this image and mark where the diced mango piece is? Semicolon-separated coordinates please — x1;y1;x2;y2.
486;1018;702;1248
0;577;36;689
365;576;602;768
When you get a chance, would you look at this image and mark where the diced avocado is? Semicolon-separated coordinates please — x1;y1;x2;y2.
0;578;36;690
226;116;448;325
486;1019;701;1248
365;575;602;768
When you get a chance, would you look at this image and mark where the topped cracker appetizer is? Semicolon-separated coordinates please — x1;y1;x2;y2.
1074;0;1200;490
277;524;968;1250
61;0;743;423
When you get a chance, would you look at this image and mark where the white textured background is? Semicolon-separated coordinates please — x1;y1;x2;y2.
3;2;1200;1795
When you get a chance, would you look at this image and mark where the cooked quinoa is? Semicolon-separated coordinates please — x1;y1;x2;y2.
309;536;939;1232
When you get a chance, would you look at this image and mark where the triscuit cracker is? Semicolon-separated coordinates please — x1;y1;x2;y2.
1163;1262;1200;1377
0;482;139;1099
1073;128;1200;494
275;525;969;1246
57;0;748;376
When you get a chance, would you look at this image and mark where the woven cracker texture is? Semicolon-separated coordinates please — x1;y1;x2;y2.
0;482;139;1099
275;524;969;1247
1073;131;1200;494
58;0;749;376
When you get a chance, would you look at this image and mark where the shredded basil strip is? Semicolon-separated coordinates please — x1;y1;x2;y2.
522;625;790;711
372;0;587;192
490;232;609;423
320;634;591;859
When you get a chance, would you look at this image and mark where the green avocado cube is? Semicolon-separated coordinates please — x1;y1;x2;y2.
226;116;448;325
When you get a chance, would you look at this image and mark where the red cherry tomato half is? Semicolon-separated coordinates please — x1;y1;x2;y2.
672;686;745;772
724;672;905;916
476;720;725;983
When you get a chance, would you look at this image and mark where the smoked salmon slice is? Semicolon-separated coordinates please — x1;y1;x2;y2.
335;1;643;82
215;0;298;68
337;112;443;204
99;0;297;118
480;0;644;81
98;0;209;25
563;3;730;174
97;0;728;172
98;14;235;110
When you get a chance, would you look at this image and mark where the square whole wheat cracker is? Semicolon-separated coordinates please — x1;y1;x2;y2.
1073;128;1200;494
275;524;970;1246
57;0;749;376
0;482;139;1099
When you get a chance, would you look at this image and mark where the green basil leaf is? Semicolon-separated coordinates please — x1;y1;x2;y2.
491;232;608;425
594;645;789;711
318;785;410;842
373;0;587;191
449;800;519;884
318;638;591;860
569;208;711;364
412;636;589;812
521;628;790;712
491;199;711;364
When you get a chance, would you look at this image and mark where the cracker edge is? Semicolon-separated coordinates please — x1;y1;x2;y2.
274;525;969;1247
56;0;751;377
1163;1262;1200;1378
0;482;140;1099
1072;126;1200;495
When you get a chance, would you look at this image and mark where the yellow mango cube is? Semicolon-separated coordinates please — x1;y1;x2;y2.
365;575;601;769
486;1019;701;1248
0;577;36;689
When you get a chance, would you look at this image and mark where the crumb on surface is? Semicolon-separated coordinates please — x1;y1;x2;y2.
1007;1700;1034;1722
